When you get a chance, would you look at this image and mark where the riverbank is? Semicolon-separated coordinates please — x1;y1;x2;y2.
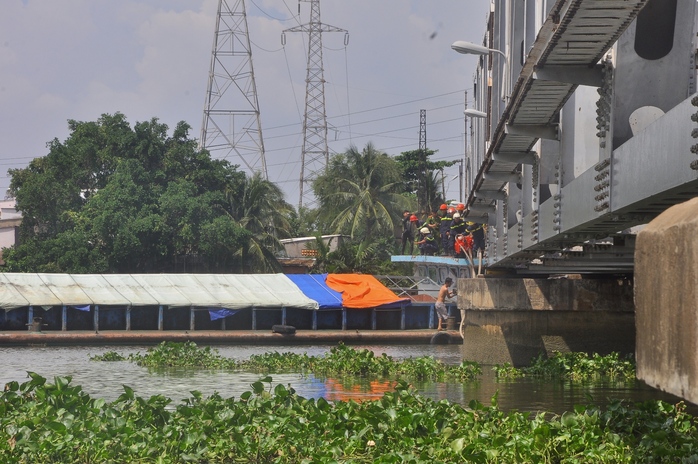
0;329;462;346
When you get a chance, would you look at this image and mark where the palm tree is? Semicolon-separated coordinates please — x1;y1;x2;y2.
314;143;412;243
224;171;295;273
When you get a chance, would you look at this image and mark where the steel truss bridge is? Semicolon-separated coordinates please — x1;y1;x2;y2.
465;0;698;275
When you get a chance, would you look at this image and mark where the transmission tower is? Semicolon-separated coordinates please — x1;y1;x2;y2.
418;109;427;213
200;0;267;179
419;109;427;151
283;0;347;209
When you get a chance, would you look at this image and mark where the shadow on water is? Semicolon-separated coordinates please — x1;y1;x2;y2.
0;344;694;416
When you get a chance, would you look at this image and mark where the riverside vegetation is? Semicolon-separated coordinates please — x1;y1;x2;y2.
0;342;695;463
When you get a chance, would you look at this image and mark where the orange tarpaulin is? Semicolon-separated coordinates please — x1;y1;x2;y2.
325;274;410;309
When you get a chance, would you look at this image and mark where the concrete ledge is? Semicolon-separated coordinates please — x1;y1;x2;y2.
457;277;634;311
0;329;462;347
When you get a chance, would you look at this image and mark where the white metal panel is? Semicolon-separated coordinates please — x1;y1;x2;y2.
612;98;698;211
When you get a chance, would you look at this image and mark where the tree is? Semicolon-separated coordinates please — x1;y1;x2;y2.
308;235;412;275
3;113;273;274
222;171;295;273
395;148;457;213
313;143;412;243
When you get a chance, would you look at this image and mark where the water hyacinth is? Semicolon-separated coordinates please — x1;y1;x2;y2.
127;341;239;369
1;374;697;463
493;351;636;381
93;341;482;382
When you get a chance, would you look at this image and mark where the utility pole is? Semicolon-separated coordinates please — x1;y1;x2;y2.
200;0;267;179
283;0;347;209
419;109;427;213
463;90;468;203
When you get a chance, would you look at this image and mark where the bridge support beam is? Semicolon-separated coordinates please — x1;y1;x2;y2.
457;277;635;366
635;197;698;404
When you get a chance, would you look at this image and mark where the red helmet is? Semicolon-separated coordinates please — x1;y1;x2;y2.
439;204;448;210
457;203;465;211
409;214;418;222
447;207;456;215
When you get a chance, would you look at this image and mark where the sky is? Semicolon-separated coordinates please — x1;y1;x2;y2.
1;0;491;207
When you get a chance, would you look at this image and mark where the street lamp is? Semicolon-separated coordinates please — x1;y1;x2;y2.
464;109;487;119
451;40;505;58
451;40;508;102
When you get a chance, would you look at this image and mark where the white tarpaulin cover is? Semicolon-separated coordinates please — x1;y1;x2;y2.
70;274;133;306
1;273;63;309
100;274;160;306
37;273;93;306
0;273;319;311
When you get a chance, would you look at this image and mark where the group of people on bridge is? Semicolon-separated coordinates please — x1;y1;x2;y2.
400;203;486;261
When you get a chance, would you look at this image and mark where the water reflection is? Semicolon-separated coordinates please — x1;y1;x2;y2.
323;379;398;402
0;344;694;416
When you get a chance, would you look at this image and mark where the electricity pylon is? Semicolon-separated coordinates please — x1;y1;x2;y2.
283;0;347;209
200;0;267;179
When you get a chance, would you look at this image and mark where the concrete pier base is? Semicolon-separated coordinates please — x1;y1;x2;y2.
635;197;698;404
457;277;635;366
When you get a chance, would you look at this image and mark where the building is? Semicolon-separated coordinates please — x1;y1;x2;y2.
0;198;20;265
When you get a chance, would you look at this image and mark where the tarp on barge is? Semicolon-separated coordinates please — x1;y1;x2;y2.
325;274;410;309
285;274;343;310
0;273;319;311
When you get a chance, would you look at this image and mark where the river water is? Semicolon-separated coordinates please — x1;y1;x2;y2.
1;344;694;416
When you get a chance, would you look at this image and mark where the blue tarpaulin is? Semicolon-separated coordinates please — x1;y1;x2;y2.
285;274;343;310
208;308;240;321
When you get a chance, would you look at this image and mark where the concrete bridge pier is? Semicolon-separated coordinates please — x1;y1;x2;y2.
457;277;635;366
635;197;698;404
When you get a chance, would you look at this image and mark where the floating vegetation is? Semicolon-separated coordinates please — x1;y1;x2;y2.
95;342;482;382
127;341;238;369
1;374;697;463
493;351;636;381
89;350;127;362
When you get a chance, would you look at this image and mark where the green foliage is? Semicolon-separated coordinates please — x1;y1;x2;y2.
4;113;291;273
127;341;238;369
287;206;321;238
318;236;404;274
395;148;456;213
492;362;525;379
313;143;413;244
100;342;481;383
493;351;637;381
89;351;127;362
1;374;696;463
222;171;296;273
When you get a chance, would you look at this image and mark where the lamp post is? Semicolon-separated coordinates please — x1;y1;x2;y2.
451;40;505;58
451;40;508;102
464;109;487;119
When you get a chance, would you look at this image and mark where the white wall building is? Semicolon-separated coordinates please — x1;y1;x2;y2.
0;199;21;264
